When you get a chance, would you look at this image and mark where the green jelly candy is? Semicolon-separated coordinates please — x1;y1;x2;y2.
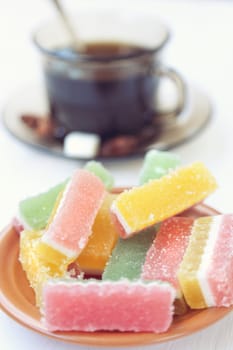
18;162;113;231
139;150;181;185
84;161;114;190
102;228;156;281
19;180;67;230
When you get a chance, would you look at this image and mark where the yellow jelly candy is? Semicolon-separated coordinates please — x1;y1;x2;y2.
19;230;67;306
111;162;217;238
77;193;119;275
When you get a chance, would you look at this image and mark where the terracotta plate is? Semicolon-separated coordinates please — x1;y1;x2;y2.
0;204;232;347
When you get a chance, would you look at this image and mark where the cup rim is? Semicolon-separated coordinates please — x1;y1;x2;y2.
32;15;170;62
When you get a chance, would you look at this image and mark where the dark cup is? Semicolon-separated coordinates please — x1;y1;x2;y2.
34;9;185;138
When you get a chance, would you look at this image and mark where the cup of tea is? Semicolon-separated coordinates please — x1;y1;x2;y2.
33;8;185;139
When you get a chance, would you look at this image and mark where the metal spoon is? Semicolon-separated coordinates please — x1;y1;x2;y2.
51;0;84;52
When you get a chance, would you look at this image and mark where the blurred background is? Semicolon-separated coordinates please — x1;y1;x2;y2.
0;0;233;224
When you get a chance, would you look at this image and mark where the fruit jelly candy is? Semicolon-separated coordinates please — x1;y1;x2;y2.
142;217;194;294
178;215;233;309
76;193;119;275
42;279;176;332
111;162;217;238
141;217;194;316
18;162;112;230
103;227;156;281
37;169;106;265
18;180;68;230
19;230;67;306
139;149;181;185
84;161;114;190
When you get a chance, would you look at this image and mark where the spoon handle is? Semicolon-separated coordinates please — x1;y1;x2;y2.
51;0;84;51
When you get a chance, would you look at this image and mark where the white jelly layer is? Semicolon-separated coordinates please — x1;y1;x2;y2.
111;199;133;236
197;216;222;307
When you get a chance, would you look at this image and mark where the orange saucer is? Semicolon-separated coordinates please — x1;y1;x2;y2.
0;204;232;347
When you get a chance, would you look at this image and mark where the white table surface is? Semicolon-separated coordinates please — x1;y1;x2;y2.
1;0;233;349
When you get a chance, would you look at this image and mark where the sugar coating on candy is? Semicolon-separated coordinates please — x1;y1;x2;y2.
19;230;68;306
139;150;181;185
42;279;176;332
197;216;221;306
178;217;212;308
84;161;114;190
180;215;233;308
18;163;113;231
142;217;194;293
111;162;217;237
76;193;119;275
205;214;233;307
103;227;156;281
40;169;106;259
18;180;67;230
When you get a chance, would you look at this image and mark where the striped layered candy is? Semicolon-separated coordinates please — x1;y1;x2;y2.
18;180;67;230
42;279;176;333
76;193;119;275
141;217;194;315
84;161;114;190
103;227;156;281
178;214;233;309
36;169;106;266
18;162;113;231
19;230;67;306
111;162;217;238
142;217;194;293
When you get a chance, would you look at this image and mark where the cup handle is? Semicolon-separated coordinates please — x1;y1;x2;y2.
154;66;186;117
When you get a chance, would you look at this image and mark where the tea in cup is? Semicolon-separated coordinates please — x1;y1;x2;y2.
34;9;185;141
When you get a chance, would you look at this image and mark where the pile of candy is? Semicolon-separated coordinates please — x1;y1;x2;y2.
17;150;233;333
